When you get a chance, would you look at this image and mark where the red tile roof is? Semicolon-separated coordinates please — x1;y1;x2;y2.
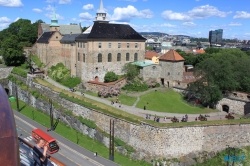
159;49;185;61
145;51;158;59
182;72;196;83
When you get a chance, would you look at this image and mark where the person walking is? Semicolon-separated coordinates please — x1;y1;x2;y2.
144;105;146;110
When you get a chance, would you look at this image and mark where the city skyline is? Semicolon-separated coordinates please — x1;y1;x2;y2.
0;0;250;39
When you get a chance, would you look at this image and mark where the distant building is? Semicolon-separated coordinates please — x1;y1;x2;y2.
209;29;223;44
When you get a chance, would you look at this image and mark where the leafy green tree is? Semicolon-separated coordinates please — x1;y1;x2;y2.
122;63;139;81
204;47;222;54
145;46;153;50
82;26;89;32
104;71;118;83
1;35;25;66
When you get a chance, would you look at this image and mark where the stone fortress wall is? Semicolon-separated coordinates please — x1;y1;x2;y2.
3;78;250;160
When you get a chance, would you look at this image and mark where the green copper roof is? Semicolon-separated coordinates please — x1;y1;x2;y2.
50;10;59;27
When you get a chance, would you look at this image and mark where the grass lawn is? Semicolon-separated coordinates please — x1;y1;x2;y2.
11;100;151;166
106;94;137;106
136;90;218;114
84;91;99;97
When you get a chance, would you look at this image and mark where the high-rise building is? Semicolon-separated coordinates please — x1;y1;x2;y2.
209;29;223;44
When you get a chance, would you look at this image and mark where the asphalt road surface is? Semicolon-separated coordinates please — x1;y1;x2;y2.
14;111;119;166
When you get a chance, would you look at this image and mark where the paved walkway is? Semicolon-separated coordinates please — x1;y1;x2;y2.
44;77;228;123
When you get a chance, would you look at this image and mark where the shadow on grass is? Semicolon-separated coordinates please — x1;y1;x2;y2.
19;104;27;112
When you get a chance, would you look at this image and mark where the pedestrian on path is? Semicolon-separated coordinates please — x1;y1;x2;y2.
144;105;146;110
164;116;166;121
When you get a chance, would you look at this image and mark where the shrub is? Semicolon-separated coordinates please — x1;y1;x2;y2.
62;77;81;88
122;81;148;92
48;63;81;88
155;83;160;88
31;90;39;98
98;86;120;98
104;71;118;83
0;59;2;64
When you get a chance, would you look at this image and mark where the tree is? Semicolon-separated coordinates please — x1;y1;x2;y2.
145;46;153;50
1;35;25;66
104;71;118;83
122;63;139;81
82;26;89;32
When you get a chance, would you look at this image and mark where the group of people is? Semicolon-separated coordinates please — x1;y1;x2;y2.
69;87;76;92
181;114;188;122
111;98;122;107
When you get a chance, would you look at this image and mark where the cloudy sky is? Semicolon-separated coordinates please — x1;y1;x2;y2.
0;0;250;39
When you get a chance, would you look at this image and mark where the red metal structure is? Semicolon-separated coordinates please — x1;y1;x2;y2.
32;128;60;154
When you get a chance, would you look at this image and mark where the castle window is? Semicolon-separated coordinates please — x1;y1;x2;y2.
78;52;80;61
117;53;121;61
98;53;102;62
152;66;156;70
108;53;112;62
118;43;121;48
135;43;138;48
127;43;130;48
80;42;82;48
98;43;102;48
83;43;85;48
78;42;80;48
134;53;138;61
109;43;111;48
126;53;130;61
83;53;85;62
168;72;170;76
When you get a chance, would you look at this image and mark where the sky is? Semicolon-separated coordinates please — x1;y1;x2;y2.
0;0;250;39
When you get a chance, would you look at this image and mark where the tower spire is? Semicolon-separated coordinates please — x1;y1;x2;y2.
98;0;105;13
50;9;59;27
95;0;109;23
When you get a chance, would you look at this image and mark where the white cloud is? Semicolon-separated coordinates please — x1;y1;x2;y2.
0;0;23;7
79;12;94;21
44;5;55;11
83;4;94;10
233;11;250;19
162;10;191;21
45;12;64;20
110;5;153;22
162;5;231;21
14;17;20;22
0;16;11;23
183;22;196;26
228;22;242;26
33;8;43;13
59;0;71;4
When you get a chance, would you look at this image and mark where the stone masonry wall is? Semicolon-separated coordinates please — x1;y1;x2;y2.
173;87;250;116
6;80;250;160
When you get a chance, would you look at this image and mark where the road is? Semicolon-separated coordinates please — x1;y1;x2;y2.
14;111;119;166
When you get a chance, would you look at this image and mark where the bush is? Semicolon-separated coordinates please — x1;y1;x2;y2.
48;63;81;88
104;71;118;83
11;67;27;77
155;83;160;88
0;59;2;64
122;81;148;92
62;77;81;88
98;86;120;98
31;90;39;98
